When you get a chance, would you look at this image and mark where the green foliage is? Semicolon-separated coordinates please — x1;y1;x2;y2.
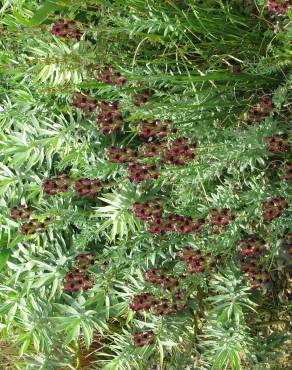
0;0;291;369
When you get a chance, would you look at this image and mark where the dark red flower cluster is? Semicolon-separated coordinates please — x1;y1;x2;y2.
209;208;235;234
153;296;187;316
49;19;81;38
240;260;269;289
267;0;291;14
74;178;106;197
63;269;93;293
144;269;180;290
246;97;273;125
133;89;150;107
106;147;139;163
96;101;123;133
132;200;163;220
94;67;127;85
238;239;266;257
142;141;167;157
129;291;187;316
128;163;159;182
72;92;97;113
129;293;158;311
75;253;95;270
19;219;46;235
177;248;217;273
284;162;292;180
147;215;205;234
10;206;51;235
268;134;290;153
42;175;111;197
10;205;31;220
133;331;155;347
138;119;177;138
158;137;196;165
141;138;196;165
262;196;288;222
42;174;71;196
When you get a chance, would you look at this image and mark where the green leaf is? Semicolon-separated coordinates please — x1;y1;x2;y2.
12;9;30;27
0;249;11;270
158;341;164;367
19;336;31;356
81;321;93;348
64;319;80;346
32;273;55;288
29;1;65;26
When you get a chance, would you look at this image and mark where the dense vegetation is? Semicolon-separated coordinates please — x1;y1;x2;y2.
0;0;291;369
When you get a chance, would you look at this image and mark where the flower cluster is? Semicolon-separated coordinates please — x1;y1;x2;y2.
133;89;150;107
129;293;158;311
94;67;127;85
106;147;139;163
75;253;95;270
10;205;31;220
268;134;290;153
10;206;50;235
142;141;167;157
208;208;235;234
158;137;196;165
177;248;218;273
267;0;291;14
144;269;180;290
42;175;111;197
154;296;187;316
133;331;155;347
129;291;187;316
138;119;177;138
128;163;159;182
72;92;97;113
246;97;273;124
19;219;47;235
96;101;123;133
237;239;266;257
63;269;93;293
148;215;205;234
42;174;71;196
49;19;81;38
74;178;106;197
240;260;269;289
141;137;196;165
284;162;292;180
262;196;288;222
132;200;163;220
